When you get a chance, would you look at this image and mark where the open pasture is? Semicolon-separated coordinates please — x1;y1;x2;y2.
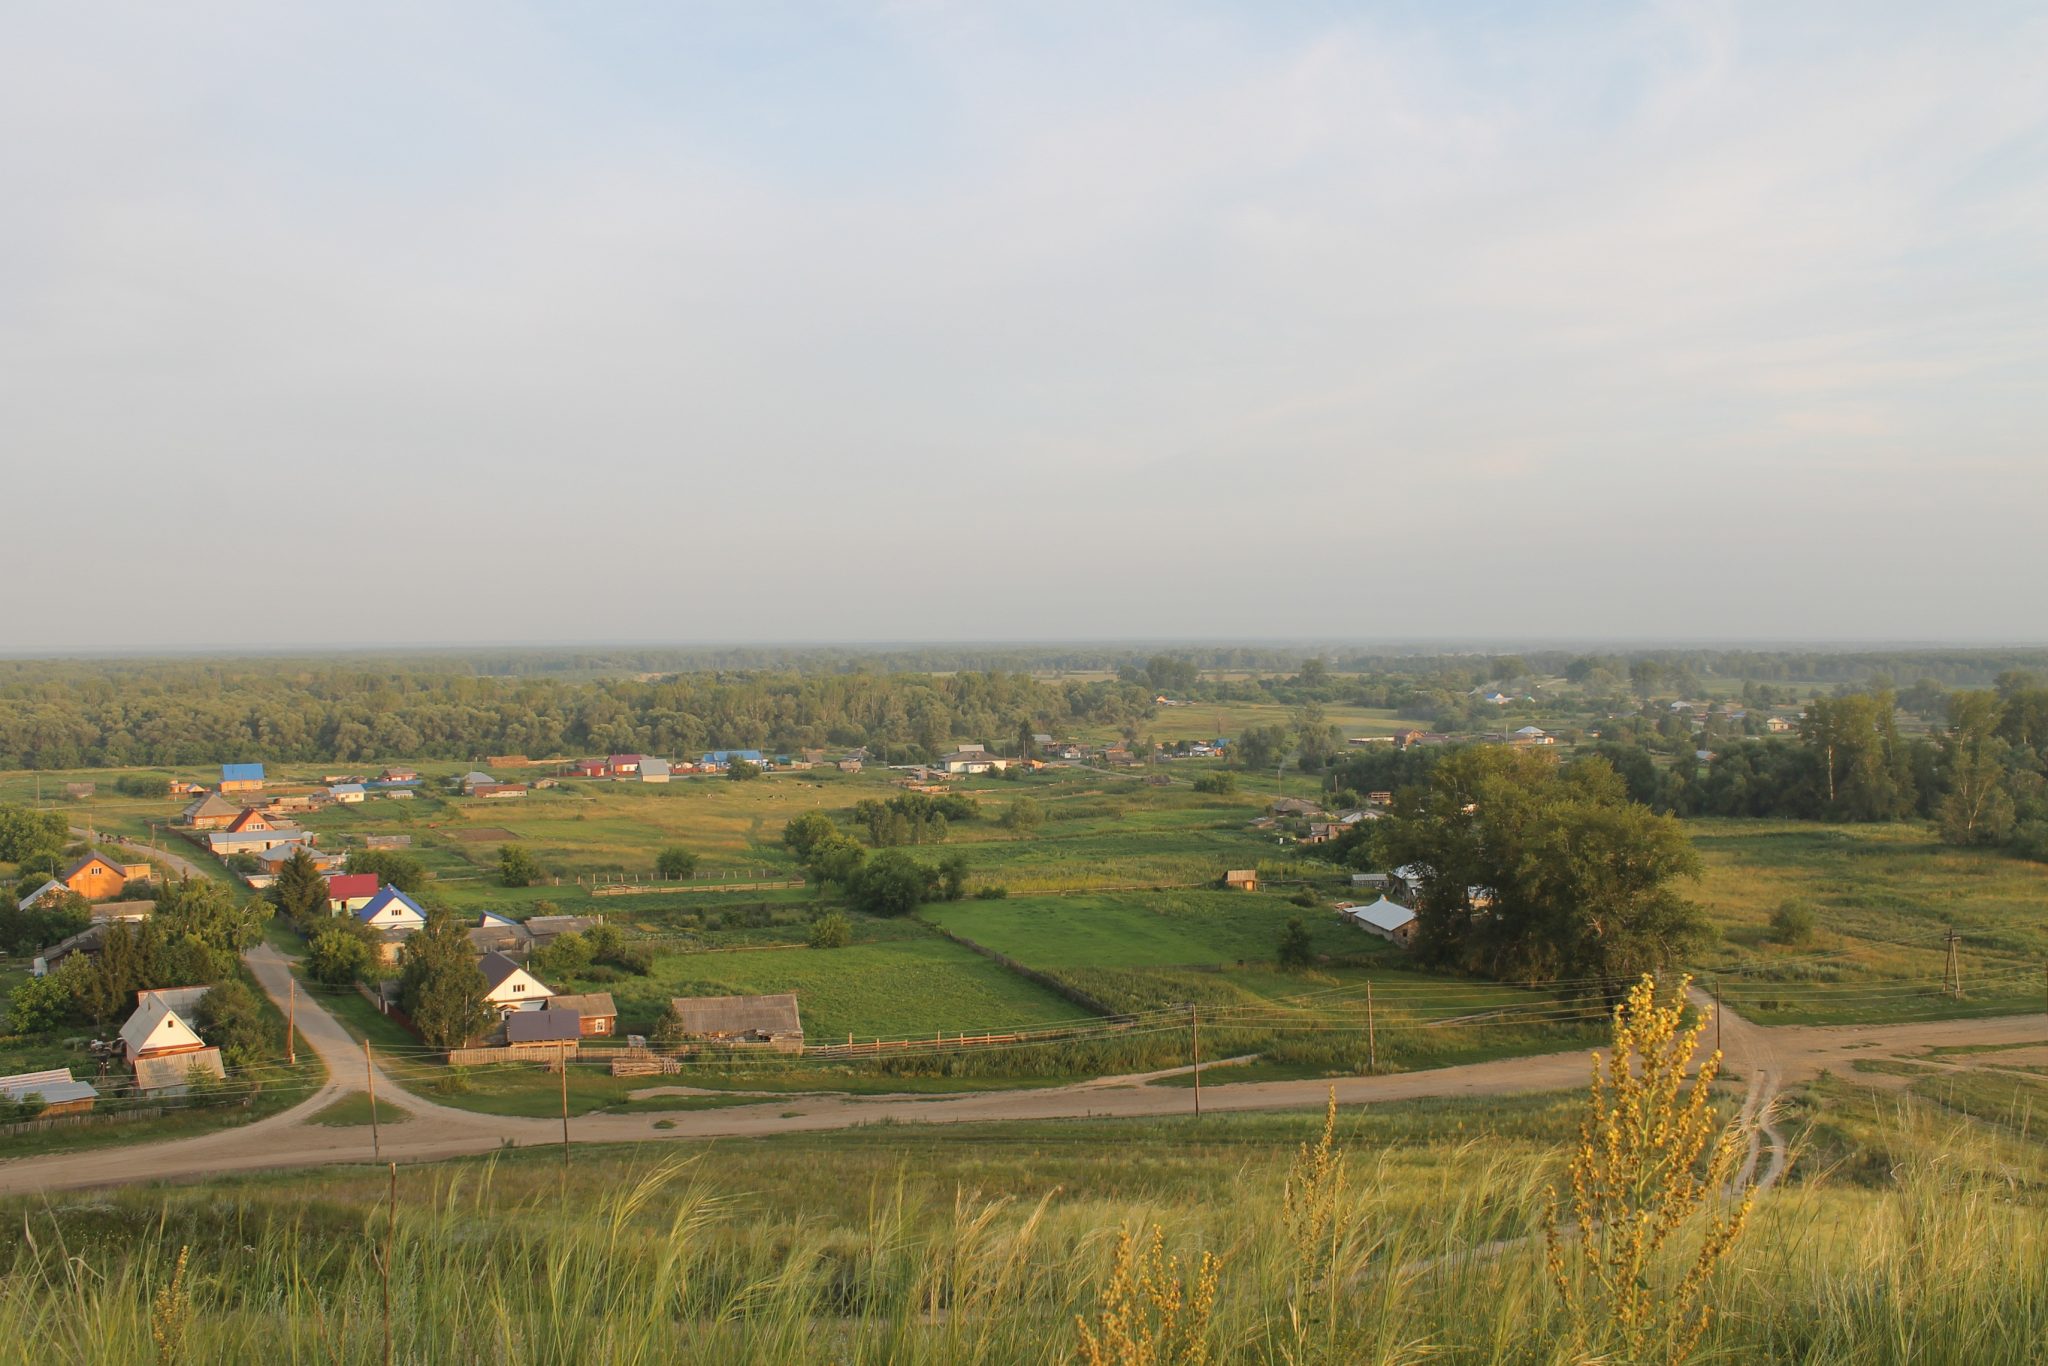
1688;819;2048;1023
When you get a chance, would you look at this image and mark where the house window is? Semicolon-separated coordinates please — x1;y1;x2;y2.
513;984;523;993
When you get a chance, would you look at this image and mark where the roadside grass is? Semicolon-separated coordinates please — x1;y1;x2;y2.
6;1082;2048;1362
309;1093;410;1127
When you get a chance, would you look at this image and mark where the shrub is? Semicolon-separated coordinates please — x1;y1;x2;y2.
808;911;852;949
656;847;698;880
498;844;543;888
1277;915;1314;968
1769;901;1816;946
974;885;1010;900
1193;772;1237;795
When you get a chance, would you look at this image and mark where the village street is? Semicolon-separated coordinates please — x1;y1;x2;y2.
2;951;2043;1199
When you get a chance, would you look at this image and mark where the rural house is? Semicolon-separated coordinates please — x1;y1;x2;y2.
17;879;69;911
219;763;266;792
607;754;644;775
0;1068;99;1117
356;886;428;934
665;992;804;1053
698;749;765;770
181;791;242;829
120;987;227;1093
206;826;309;858
472;783;527;800
459;771;499;794
325;872;381;915
637;758;672;783
225;807;276;834
479;952;555;1014
60;853;149;901
936;747;1007;775
328;783;367;803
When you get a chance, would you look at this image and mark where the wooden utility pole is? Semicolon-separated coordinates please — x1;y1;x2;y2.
365;1040;381;1160
287;980;297;1066
1190;1004;1202;1116
558;1042;571;1168
1944;931;1962;1000
1366;980;1377;1072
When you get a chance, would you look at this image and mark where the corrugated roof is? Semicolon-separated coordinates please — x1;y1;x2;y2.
667;992;802;1038
0;1068;99;1105
505;1010;582;1044
549;992;617;1021
326;873;381;900
133;1048;224;1093
221;763;265;782
1345;897;1416;934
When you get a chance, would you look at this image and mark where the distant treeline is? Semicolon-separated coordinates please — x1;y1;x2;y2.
5;644;2045;686
0;664;1155;770
1330;681;2048;861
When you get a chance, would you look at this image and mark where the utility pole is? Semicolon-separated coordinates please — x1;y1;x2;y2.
1944;931;1962;1000
287;980;297;1066
1366;980;1377;1072
1190;1004;1202;1117
1714;978;1723;1056
365;1040;381;1160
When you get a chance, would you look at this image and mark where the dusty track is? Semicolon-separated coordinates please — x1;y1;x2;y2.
4;953;2041;1198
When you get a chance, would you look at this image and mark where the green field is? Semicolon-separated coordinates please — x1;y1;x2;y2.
1687;819;2048;1023
588;937;1093;1041
925;889;1370;968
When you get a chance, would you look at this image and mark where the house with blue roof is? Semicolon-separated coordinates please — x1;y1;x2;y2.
220;763;266;792
699;749;765;769
356;886;428;933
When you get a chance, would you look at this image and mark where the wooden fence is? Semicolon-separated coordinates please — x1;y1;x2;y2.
591;878;804;897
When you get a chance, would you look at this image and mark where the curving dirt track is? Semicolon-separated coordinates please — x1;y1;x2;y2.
3;948;2041;1198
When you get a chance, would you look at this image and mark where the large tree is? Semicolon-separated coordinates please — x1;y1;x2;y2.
271;847;329;928
1801;691;1916;821
399;913;492;1049
1377;748;1711;989
1938;691;2017;846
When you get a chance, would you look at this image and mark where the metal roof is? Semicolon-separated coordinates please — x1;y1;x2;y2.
0;1069;99;1105
221;763;265;781
505;1009;581;1044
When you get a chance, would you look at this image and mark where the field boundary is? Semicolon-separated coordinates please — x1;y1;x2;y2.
925;923;1129;1021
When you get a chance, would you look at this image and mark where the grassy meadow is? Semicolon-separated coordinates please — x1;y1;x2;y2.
1689;819;2048;1023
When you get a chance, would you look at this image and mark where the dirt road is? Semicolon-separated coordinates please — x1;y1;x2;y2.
3;955;2041;1197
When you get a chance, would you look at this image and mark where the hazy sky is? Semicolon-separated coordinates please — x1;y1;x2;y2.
4;2;2044;652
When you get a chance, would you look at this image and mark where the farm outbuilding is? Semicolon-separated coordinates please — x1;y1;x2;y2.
1223;869;1259;892
220;763;266;792
549;992;618;1036
666;993;804;1054
0;1068;99;1117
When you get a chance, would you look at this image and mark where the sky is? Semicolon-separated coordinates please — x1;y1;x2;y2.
3;1;2045;652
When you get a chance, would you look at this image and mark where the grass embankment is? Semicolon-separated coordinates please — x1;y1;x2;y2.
6;1079;2048;1362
